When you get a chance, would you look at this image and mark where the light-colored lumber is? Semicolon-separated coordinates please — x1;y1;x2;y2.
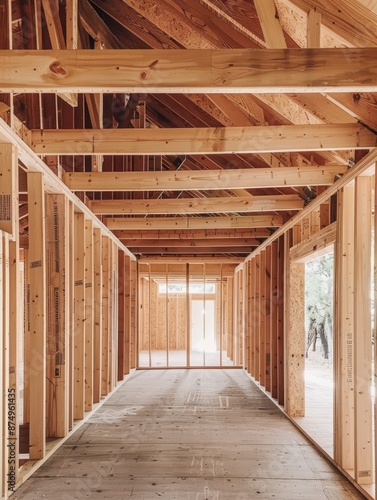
27;172;46;459
114;228;271;240
84;220;94;411
124;256;131;375
289;222;336;262
107;215;283;230
101;236;110;396
122;238;259;248
118;251;125;381
89;195;304;215
45;194;70;438
2;48;377;93
0;144;17;236
334;184;355;470
31;125;376;155
64;166;347;191
254;0;287;48
93;228;102;404
307;9;321;48
353;176;373;484
73;213;85;420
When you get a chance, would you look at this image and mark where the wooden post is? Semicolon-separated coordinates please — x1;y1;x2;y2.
101;236;110;396
0;232;3;496
73;213;85;420
249;259;256;378
118;251;125;381
130;259;137;369
2;232;10;496
124;256;131;374
334;184;355;470
354;176;373;484
270;241;278;399
23;248;30;425
277;235;285;406
68;201;75;429
259;250;266;387
84;220;94;411
254;255;260;382
265;245;271;392
93;228;102;403
27;172;46;459
45;194;70;438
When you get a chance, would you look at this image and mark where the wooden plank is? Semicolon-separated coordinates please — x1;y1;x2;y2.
254;0;287;48
259;251;266;387
27;172;46;459
275;236;287;405
68;201;75;430
127;246;254;255
93;228;102;403
8;238;19;490
124;256;131;375
270;240;279;399
0;144;17;236
3;48;377;93
101;236;110;396
290;222;337;262
334;184;355;470
64;166;347;191
107;215;283;230
84;220;94;411
307;9;321;48
114;229;271;240
353;176;373;484
66;0;78;50
23;249;30;426
2;232;10;496
254;255;260;382
249;259;256;378
89;195;304;215
130;260;137;369
121;238;259;248
73;213;85;420
31;125;377;155
45;194;69;438
265;246;271;393
0;232;3;496
285;259;305;417
118;251;125;381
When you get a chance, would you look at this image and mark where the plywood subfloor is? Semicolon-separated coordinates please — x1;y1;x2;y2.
14;369;363;499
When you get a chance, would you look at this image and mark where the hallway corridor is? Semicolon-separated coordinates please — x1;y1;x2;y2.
14;370;363;499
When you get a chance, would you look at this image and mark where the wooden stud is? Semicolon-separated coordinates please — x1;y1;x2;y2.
259;251;266;387
101;236;110;396
73;213;85;420
254;255;260;383
124;256;131;375
354;176;373;484
45;194;70;438
2;232;10;496
118;251;125;381
270;240;279;399
84;220;94;411
334;184;355;470
93;228;102;403
27;172;46;459
277;236;285;406
68;201;75;429
265;246;272;393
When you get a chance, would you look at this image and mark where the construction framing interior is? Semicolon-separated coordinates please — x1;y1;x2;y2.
1;0;377;498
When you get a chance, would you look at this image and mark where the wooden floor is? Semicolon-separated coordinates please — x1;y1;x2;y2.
14;369;364;499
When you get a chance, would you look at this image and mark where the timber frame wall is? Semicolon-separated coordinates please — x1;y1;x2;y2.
0;126;137;497
233;150;377;499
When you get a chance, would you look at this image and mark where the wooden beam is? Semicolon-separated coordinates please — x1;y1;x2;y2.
124;255;131;376
31;125;376;155
254;0;287;48
138;256;244;264
64;166;346;192
90;195;304;215
27;172;46;459
122;238;260;248
101;235;110;396
107;216;283;230
130;246;254;255
2;48;377;93
307;9;321;48
113;228;271;240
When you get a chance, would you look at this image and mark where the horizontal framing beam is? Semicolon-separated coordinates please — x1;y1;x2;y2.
107;215;283;230
113;228;271;239
119;238;260;247
31;125;376;155
131;246;253;254
2;48;377;93
138;256;244;264
89;195;304;215
64;166;348;191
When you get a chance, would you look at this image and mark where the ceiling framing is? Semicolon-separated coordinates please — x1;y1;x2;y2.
1;0;377;258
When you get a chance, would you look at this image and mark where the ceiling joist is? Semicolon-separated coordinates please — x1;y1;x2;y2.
30;124;376;155
2;48;377;93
